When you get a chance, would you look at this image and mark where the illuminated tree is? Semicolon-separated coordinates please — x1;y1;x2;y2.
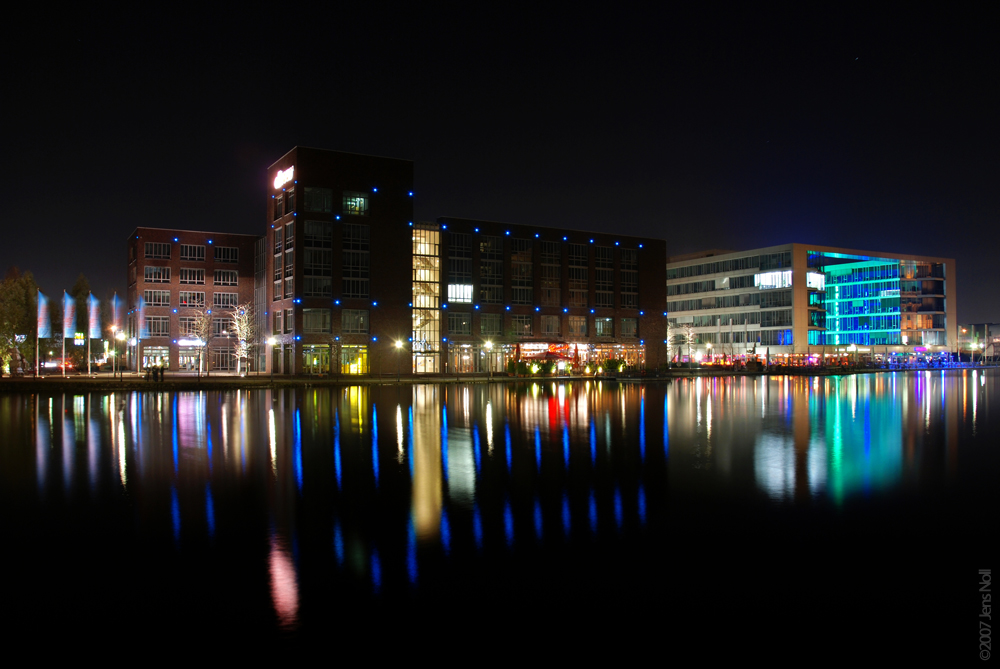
0;268;37;375
228;303;255;375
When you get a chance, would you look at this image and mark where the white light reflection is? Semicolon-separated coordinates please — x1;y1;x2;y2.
486;401;494;454
268;530;299;630
396;404;404;462
268;408;277;476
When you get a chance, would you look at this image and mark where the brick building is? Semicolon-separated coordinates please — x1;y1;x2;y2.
126;227;258;371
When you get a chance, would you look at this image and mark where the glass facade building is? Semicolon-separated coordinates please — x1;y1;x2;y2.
666;244;956;359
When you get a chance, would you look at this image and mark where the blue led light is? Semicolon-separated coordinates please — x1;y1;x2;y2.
563;236;567;241
535;307;540;312
173;309;177;313
442;337;447;342
208;240;213;244
639;244;644;248
563;308;568;313
663;312;667;317
442;224;447;229
475;228;479;233
640;340;645;345
336;215;341;220
408;302;413;307
372;336;378;341
295;335;301;341
535;233;539;238
373;187;378;193
615;241;619;246
589;239;594;243
590;309;595;314
408;337;413;341
505;306;510;311
335;300;340;305
335;336;340;341
505;231;510;235
173;237;178;242
408;191;413;196
408;222;413;226
474;305;480;310
640;311;644;316
373;301;378;306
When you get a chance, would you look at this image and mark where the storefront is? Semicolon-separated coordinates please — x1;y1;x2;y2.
141;345;170;369
303;344;331;374
341;345;368;374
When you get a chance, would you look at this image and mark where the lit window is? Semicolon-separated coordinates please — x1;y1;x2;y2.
448;284;473;303
343;192;369;216
596;317;613;337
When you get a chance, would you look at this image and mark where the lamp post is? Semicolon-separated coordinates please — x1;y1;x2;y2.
395;340;404;382
110;326;117;377
267;337;276;381
484;340;493;380
115;331;126;380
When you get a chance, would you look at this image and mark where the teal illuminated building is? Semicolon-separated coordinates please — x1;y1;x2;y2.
666;244;956;359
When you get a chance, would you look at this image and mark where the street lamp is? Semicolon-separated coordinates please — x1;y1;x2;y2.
267;337;276;381
115;331;126;380
706;342;712;364
484;340;493;380
395;340;404;382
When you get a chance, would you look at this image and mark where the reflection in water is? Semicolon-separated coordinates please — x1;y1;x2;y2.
0;370;994;634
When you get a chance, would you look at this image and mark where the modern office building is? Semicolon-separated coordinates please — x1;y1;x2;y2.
434;217;668;373
126;227;258;370
265;147;414;375
666;243;957;360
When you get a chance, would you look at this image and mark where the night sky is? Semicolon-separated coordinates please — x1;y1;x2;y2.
4;7;996;321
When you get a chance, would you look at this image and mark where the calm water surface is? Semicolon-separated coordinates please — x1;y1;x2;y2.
1;370;995;655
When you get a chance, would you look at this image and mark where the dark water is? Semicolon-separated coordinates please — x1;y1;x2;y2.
1;371;995;656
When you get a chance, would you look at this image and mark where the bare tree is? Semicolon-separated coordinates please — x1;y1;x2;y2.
185;308;213;376
684;324;697;362
228;303;254;376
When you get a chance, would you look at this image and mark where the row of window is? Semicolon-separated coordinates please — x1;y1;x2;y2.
143;316;233;338
144;268;239;285
273;309;369;335
446;313;637;338
668;289;793;312
144;242;239;262
668;252;792;280
273;189;370;220
142;290;240;308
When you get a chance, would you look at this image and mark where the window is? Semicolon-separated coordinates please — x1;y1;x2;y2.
480;235;503;304
621;318;637;338
541;263;561;307
273;280;282;301
144;242;171;259
595;246;614;308
284;222;294;250
343;191;369;216
620;249;638;310
214;293;239;309
448;284;473;303
304;220;333;247
273;310;281;335
304;187;333;213
179;268;205;285
178;291;205;308
213;317;233;337
285;188;295;214
342;309;369;334
342;223;370;298
511;315;532;337
595;317;613;337
273;195;284;220
284;309;293;333
569;244;588;308
304;276;332;297
144;266;170;283
180;244;205;261
143;290;170;307
178;317;197;337
569;316;587;337
284;275;294;299
147;316;170;337
541;315;560;336
448;312;472;336
273;229;283;255
214;247;239;263
480;313;502;336
303;308;331;334
214;270;238;286
507;287;529;305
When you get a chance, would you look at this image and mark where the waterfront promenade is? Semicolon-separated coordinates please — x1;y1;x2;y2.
0;363;992;393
